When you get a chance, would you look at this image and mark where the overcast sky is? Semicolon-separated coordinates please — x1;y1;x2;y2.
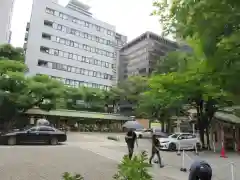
11;0;163;47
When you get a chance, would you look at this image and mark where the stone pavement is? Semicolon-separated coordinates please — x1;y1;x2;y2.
1;132;239;180
67;133;188;180
67;133;240;180
0;145;117;180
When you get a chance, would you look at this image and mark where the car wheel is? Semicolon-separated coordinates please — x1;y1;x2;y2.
8;136;16;146
50;137;58;145
168;143;177;151
138;134;142;139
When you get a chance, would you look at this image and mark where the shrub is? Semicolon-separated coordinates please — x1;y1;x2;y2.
113;151;153;180
62;172;84;180
62;151;152;180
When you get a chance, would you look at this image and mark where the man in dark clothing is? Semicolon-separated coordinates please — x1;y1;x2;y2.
125;129;138;160
149;134;164;168
188;160;212;180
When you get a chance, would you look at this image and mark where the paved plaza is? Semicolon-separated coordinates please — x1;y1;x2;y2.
0;132;239;180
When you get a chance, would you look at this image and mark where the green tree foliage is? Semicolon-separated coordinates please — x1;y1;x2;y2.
61;86;106;112
152;0;240;96
0;44;24;62
153;51;190;74
119;76;148;104
0;44;64;129
138;72;187;132
148;59;230;145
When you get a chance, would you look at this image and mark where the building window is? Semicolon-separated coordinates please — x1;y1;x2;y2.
57;24;62;30
44;20;53;27
96;25;100;31
84;22;89;27
68;53;73;59
38;60;48;67
53;49;59;56
46;8;54;15
107;30;112;35
60;38;65;44
70;29;76;35
40;46;49;53
70;41;74;47
67;66;72;72
72;18;77;23
73;54;77;60
42;33;51;40
74;42;79;48
82;56;86;62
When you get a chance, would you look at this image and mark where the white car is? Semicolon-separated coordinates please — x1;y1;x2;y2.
134;129;152;138
159;133;201;151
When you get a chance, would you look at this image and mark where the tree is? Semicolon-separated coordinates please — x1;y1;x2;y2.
138;73;186;132
0;74;64;129
153;51;191;74
0;44;24;62
61;86;105;112
148;60;230;146
0;44;64;129
103;87;124;113
119;76;148;104
152;0;240;97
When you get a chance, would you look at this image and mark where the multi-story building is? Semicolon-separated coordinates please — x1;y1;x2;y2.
0;0;15;44
113;33;127;86
118;31;179;81
24;0;125;90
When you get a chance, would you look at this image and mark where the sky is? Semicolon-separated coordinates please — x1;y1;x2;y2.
11;0;163;47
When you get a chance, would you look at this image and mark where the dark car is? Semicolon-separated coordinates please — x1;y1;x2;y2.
1;126;67;145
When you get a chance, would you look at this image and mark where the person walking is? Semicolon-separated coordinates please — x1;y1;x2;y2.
149;134;164;168
125;128;138;160
188;160;212;180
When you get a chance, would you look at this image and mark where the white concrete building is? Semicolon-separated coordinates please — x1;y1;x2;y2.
0;0;15;44
25;0;126;90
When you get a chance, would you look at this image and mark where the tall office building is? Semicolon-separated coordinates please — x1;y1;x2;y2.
0;0;15;44
113;33;127;86
24;0;126;90
118;31;179;82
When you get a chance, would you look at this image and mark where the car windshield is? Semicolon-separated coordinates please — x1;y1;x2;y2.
169;134;180;138
135;129;143;132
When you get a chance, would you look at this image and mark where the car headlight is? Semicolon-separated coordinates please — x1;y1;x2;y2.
161;141;169;143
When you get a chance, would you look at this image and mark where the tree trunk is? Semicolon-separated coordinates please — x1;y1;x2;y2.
161;120;165;132
206;126;211;150
166;119;171;133
196;102;205;146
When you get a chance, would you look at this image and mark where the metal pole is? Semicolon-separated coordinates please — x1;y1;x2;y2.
180;150;187;172
177;142;181;156
213;141;216;153
231;162;235;180
195;143;199;155
192;123;195;135
182;150;185;167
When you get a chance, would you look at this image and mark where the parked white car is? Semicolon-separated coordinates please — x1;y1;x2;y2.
159;133;201;151
134;129;152;138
